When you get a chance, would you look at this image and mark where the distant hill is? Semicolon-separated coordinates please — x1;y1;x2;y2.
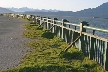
0;7;13;13
74;2;108;18
24;2;108;19
7;7;60;12
7;7;35;12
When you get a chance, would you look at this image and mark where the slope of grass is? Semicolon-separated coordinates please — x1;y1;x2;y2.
0;23;105;72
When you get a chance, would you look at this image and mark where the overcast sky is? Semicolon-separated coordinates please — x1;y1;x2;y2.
0;0;108;12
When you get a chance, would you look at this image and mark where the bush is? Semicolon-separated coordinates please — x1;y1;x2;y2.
8;65;76;72
30;22;36;24
37;27;43;30
41;31;55;39
82;57;105;72
60;47;84;60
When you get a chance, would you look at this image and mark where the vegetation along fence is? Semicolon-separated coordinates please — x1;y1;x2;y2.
3;13;108;71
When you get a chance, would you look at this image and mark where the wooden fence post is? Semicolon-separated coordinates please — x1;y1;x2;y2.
79;21;89;53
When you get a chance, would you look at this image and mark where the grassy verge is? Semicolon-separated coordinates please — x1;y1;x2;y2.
1;23;105;72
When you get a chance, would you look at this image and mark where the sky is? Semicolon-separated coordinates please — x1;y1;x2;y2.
0;0;108;12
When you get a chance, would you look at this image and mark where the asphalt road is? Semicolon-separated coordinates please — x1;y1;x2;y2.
0;16;30;70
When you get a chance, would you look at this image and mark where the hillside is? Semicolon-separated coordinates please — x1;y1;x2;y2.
75;2;108;18
0;7;13;13
24;2;108;18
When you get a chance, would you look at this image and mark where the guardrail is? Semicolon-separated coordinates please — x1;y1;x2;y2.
3;13;108;71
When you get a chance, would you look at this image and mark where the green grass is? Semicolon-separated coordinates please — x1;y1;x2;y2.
0;24;105;72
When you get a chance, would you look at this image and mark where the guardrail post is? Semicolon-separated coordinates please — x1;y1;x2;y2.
53;18;58;33
40;16;42;25
29;15;32;21
104;41;108;71
24;14;26;19
80;21;88;36
33;16;36;24
79;21;89;53
36;16;40;25
64;20;69;43
35;16;38;24
61;19;68;41
62;19;64;39
90;37;96;60
42;17;46;29
47;17;51;30
31;15;34;21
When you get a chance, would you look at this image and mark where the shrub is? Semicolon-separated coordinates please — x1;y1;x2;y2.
41;31;55;39
82;57;105;72
60;47;84;60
